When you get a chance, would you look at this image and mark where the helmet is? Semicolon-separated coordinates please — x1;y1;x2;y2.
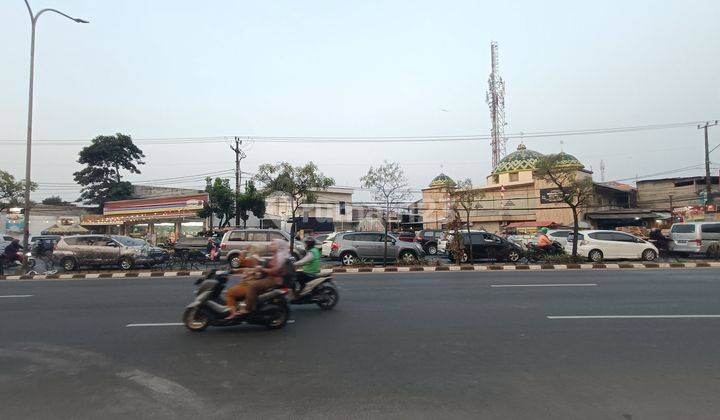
539;227;549;234
303;236;317;248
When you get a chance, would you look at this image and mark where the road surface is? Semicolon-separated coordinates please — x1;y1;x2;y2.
1;269;719;419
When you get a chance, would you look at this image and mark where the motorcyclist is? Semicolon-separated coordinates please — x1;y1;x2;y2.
2;239;25;265
536;227;553;249
294;236;321;293
649;228;668;252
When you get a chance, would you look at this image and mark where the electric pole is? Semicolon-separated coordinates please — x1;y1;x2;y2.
230;137;246;226
698;121;718;207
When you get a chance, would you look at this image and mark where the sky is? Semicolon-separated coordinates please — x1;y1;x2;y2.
1;0;719;203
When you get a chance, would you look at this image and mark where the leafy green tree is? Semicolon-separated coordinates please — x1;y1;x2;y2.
254;162;334;251
445;178;485;262
237;180;266;228
0;170;37;212
360;161;412;266
41;196;67;206
73;133;145;208
198;178;236;228
535;154;594;257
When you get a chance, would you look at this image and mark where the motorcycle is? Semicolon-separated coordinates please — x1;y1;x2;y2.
0;252;36;275
182;270;291;332
526;241;565;262
290;272;340;310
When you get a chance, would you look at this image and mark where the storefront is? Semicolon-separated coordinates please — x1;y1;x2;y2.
81;193;208;244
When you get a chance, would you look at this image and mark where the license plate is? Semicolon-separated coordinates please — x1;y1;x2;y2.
676;240;687;244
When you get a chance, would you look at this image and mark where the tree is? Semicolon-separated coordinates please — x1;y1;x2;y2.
41;196;67;206
254;162;334;251
198;178;236;228
237;180;266;228
360;161;412;266
73;133;145;208
0;170;37;213
534;154;594;257
445;178;485;262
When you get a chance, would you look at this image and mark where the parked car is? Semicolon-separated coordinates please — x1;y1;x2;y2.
565;230;658;262
174;233;221;254
53;235;165;271
396;231;417;242
220;229;306;269
329;232;425;265
546;229;573;247
321;232;338;257
415;230;445;255
446;231;523;263
30;235;61;256
668;222;720;256
438;230;486;254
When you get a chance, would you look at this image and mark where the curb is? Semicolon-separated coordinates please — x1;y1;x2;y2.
2;262;720;280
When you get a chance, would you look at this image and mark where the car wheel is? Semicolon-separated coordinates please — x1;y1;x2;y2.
229;255;242;269
340;252;356;266
427;244;438;255
588;249;603;263
400;251;417;263
506;250;521;263
61;257;76;272
460;251;469;264
119;257;134;270
642;249;657;261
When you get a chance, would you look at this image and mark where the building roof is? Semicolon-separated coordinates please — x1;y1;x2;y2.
429;173;455;188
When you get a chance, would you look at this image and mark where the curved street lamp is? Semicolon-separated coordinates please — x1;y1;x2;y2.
21;0;88;264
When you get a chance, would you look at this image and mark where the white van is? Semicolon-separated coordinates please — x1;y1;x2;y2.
669;222;720;255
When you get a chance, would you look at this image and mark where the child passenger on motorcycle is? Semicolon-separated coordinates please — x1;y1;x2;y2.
225;239;289;319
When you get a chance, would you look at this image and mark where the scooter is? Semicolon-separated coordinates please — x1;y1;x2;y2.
290;272;340;310
182;270;290;332
526;241;565;262
0;252;36;275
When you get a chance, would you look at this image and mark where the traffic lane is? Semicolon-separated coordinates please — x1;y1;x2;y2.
2;271;720;419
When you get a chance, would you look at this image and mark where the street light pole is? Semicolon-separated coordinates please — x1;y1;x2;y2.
21;1;88;265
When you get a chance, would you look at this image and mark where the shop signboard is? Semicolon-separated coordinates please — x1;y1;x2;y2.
539;188;566;204
5;214;24;233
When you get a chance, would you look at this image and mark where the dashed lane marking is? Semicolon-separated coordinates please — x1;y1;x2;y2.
126;323;184;327
0;294;33;298
491;283;597;288
547;314;720;320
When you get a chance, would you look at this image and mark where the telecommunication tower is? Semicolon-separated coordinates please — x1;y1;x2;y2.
486;41;507;169
600;160;606;182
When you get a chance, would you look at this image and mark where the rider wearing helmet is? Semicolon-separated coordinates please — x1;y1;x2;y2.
294;236;321;292
536;227;553;248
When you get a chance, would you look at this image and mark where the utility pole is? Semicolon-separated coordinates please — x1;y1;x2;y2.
698;121;718;208
230;137;246;226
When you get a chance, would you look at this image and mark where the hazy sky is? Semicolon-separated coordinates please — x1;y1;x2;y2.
1;0;719;202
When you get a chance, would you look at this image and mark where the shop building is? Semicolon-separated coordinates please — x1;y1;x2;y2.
81;193;209;244
264;187;354;233
1;204;90;241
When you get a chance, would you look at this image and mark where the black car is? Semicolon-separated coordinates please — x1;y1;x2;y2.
30;235;62;256
416;230;444;255
447;231;523;263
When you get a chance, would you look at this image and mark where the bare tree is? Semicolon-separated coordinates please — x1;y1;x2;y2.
445;178;485;262
534;154;593;257
360;161;412;266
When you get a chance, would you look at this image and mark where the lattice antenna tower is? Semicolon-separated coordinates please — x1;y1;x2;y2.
486;41;507;169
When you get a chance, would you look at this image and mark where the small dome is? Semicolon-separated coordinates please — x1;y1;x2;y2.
429;173;455;187
492;143;544;174
554;152;584;169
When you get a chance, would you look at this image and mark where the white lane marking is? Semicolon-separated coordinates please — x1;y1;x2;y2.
548;315;720;320
0;294;33;298
126;323;183;327
491;283;597;288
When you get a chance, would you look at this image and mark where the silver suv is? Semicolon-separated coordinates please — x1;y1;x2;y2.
329;232;426;265
669;222;720;255
53;235;160;271
220;229;305;269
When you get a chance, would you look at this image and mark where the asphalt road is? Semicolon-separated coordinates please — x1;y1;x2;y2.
2;269;720;419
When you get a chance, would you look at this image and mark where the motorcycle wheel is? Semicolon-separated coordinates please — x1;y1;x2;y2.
315;283;339;310
183;307;209;332
265;303;289;329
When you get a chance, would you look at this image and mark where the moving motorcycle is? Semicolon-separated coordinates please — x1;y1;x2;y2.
0;252;36;275
290;272;340;310
182;270;290;332
526;241;565;262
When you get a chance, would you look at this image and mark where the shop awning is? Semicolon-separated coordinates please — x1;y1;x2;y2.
44;224;89;234
504;221;558;228
585;211;670;220
81;210;202;226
